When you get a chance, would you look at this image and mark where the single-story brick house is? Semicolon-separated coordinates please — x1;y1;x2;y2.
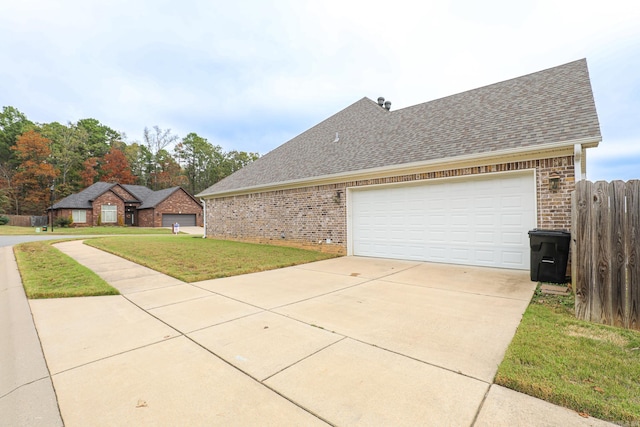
196;59;601;270
51;182;203;227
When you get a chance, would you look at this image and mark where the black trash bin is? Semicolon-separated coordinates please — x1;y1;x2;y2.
528;229;571;283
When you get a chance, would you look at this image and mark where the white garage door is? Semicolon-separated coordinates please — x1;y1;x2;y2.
350;172;536;269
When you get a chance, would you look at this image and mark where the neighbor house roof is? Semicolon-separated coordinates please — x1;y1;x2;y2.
137;187;181;209
121;184;154;202
52;182;117;209
52;182;194;210
197;59;601;198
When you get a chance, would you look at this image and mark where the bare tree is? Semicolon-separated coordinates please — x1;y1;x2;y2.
143;126;178;190
143;125;178;155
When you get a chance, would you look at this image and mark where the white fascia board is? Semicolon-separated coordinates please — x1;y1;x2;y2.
200;137;601;199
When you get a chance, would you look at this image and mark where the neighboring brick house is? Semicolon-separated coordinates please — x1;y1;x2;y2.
51;182;203;227
196;59;601;270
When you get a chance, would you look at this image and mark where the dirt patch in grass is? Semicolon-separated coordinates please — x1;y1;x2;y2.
564;324;630;347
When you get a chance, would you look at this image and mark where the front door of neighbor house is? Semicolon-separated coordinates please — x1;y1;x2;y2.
125;206;135;225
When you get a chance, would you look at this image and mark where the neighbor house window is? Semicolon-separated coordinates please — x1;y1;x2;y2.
72;210;86;223
101;205;117;223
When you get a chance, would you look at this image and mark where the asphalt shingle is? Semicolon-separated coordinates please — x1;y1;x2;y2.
52;182;115;209
197;59;601;197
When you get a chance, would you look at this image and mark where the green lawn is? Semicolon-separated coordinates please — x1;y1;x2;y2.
0;225;173;235
85;235;338;282
496;285;640;424
14;241;119;298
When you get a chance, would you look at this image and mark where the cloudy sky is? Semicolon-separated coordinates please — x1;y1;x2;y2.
1;0;638;181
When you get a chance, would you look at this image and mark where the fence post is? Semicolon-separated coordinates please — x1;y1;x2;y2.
610;181;627;328
627;181;640;329
574;180;592;321
592;181;611;324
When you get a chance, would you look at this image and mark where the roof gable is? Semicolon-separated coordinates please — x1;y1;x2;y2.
137;187;179;209
197;59;601;198
52;182;119;209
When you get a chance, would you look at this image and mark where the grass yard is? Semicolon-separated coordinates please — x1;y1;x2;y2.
496;285;640;424
14;241;119;298
85;235;338;282
0;225;172;235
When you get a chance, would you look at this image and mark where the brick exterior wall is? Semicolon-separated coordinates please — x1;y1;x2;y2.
138;209;155;227
51;208;93;227
205;155;575;253
144;189;204;227
110;186;135;200
93;192;125;225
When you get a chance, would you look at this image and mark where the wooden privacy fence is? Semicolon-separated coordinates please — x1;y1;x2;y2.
572;180;640;330
5;215;48;227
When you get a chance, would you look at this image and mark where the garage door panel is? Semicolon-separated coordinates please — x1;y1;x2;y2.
452;215;469;226
476;214;496;227
161;214;196;227
502;231;525;245
450;247;471;263
351;173;535;269
502;195;524;208
475;231;496;244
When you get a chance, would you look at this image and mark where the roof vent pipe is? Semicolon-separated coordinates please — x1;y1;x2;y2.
377;97;385;107
384;100;391;111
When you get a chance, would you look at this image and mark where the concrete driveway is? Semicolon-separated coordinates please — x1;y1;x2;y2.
22;241;525;426
12;241;614;426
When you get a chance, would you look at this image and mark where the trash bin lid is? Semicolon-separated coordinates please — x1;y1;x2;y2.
528;228;570;237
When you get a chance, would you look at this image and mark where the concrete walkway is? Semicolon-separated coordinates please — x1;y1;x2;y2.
1;240;619;426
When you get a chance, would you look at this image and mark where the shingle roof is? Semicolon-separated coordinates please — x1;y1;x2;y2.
197;59;601;198
52;182;116;209
121;184;154;202
53;183;186;210
137;187;179;209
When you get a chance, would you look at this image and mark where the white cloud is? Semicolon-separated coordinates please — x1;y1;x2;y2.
0;0;639;169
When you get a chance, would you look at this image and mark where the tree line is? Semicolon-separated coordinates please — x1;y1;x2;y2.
0;106;259;215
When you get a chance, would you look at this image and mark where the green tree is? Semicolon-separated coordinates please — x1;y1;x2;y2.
222;150;260;177
77;118;121;159
175;133;224;194
41;121;88;196
0;187;9;214
152;149;186;189
0;106;34;164
124;143;153;187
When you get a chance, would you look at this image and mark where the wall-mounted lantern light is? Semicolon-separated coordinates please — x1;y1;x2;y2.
333;189;343;204
549;174;561;191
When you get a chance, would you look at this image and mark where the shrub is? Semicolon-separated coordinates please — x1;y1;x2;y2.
54;216;72;228
0;215;9;225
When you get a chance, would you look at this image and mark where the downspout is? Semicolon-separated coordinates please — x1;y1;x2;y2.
574;144;585;181
200;199;206;238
